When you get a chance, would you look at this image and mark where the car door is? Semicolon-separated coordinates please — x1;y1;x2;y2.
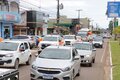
19;43;26;63
23;42;31;62
92;44;96;59
72;49;80;76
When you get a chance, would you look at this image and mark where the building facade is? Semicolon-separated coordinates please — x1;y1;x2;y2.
49;16;91;34
17;10;49;36
0;0;20;39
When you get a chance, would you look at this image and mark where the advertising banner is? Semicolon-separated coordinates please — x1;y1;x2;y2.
0;12;21;23
107;1;120;18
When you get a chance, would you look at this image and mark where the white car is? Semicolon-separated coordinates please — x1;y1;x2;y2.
31;46;81;80
0;40;32;69
38;35;65;53
93;36;103;48
12;35;36;48
73;42;96;67
64;35;76;45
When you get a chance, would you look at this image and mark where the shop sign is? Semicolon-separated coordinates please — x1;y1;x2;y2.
0;11;21;23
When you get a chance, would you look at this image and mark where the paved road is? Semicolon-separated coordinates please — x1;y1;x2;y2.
19;40;109;80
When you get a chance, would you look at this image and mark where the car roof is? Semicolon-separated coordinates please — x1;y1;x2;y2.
3;40;28;43
64;35;75;36
74;41;92;45
46;46;73;50
45;35;60;37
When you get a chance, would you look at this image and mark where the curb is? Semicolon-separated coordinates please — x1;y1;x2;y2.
109;42;113;80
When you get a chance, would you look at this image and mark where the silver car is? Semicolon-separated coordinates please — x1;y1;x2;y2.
64;35;76;45
73;42;96;67
31;46;81;80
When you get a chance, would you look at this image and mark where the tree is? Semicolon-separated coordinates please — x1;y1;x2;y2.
113;26;120;41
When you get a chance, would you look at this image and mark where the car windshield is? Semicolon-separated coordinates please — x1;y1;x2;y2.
39;48;71;60
64;36;75;39
43;36;58;41
94;37;103;41
0;42;19;51
77;32;87;38
12;36;28;39
73;43;92;50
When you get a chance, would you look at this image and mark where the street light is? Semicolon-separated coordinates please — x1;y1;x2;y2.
76;9;82;24
57;0;60;24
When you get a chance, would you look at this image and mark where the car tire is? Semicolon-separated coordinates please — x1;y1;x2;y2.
88;63;92;67
26;56;32;65
76;68;80;76
31;78;35;80
14;59;19;69
71;70;74;80
100;45;103;48
92;58;95;63
76;69;80;76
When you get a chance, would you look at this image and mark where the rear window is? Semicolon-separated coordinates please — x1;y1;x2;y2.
12;36;29;39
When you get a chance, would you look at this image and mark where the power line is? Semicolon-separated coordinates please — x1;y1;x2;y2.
20;0;57;16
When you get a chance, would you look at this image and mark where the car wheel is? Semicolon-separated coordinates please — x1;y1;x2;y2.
100;45;103;48
26;56;32;65
88;63;92;67
31;78;35;80
14;59;19;69
76;64;80;76
71;71;74;80
76;68;80;76
92;58;95;63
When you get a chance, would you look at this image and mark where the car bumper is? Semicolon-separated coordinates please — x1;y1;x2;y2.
0;57;15;67
94;43;102;47
80;58;92;64
31;68;72;80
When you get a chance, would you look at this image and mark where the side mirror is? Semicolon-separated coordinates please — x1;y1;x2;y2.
19;48;25;52
73;56;80;61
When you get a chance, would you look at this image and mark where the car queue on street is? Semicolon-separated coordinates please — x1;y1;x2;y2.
0;29;107;80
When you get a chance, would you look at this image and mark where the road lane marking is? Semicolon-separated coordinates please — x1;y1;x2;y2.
100;42;107;63
109;43;113;80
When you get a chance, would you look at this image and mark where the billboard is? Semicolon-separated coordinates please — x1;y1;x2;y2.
107;1;120;18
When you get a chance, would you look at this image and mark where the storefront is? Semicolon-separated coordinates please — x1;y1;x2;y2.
0;12;20;39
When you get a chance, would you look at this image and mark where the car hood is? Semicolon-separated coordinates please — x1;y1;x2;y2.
77;50;92;55
0;50;16;55
93;41;102;44
64;39;75;42
40;41;58;45
33;58;71;69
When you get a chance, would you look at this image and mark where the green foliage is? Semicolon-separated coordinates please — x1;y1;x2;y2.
113;26;120;34
110;41;120;80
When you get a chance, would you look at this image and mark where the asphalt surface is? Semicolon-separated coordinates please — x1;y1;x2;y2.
19;40;109;80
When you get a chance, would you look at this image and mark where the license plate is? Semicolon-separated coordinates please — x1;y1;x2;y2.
43;74;53;79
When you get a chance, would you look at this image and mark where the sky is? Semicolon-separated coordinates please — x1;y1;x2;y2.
21;0;118;29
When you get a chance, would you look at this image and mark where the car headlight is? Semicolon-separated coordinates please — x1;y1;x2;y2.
85;54;90;58
62;67;71;72
32;65;38;70
5;53;13;57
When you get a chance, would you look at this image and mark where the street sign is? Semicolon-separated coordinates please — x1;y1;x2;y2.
107;1;120;18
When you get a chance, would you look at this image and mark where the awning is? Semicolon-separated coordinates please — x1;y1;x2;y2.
54;23;72;27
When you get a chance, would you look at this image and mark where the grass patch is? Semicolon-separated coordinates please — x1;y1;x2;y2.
110;40;120;80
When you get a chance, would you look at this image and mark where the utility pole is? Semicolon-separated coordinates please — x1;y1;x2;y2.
57;0;60;24
76;9;82;24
